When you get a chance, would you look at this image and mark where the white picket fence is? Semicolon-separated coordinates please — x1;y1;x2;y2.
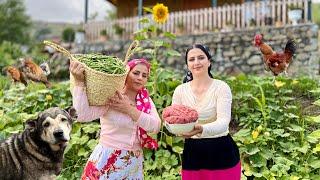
84;0;311;42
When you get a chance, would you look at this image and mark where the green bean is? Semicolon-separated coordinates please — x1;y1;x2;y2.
74;54;126;74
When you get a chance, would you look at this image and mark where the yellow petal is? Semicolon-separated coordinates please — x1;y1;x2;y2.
152;3;169;24
252;130;259;139
274;80;285;88
46;94;53;101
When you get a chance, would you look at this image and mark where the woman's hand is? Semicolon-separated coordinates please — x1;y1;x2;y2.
181;124;203;138
107;91;135;115
69;60;85;85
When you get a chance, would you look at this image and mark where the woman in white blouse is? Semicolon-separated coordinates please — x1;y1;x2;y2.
172;44;241;180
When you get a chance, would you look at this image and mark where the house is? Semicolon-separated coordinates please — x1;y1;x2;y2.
106;0;245;18
84;0;312;42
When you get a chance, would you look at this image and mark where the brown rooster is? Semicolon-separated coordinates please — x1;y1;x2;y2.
254;34;297;76
19;58;52;88
4;66;28;86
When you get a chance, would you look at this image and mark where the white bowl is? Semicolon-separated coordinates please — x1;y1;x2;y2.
164;122;196;135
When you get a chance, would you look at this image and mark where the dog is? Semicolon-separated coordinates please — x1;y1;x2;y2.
0;107;77;180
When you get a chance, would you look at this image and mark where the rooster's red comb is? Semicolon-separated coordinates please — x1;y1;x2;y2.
254;34;263;41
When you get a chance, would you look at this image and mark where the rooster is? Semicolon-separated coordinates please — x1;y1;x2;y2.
254;34;297;76
4;66;28;86
18;58;52;88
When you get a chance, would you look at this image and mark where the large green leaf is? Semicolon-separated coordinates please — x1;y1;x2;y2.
309;160;320;169
165;134;173;147
234;128;251;137
165;50;181;57
308;129;320;139
287;124;304;132
172;146;183;154
163;32;176;40
246;145;260;155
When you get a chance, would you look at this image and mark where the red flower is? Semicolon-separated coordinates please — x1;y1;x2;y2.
101;150;122;174
81;161;100;180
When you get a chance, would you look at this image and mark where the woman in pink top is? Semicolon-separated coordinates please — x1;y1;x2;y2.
70;58;161;179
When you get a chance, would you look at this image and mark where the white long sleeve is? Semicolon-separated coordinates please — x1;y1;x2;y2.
136;99;161;133
72;86;108;122
199;82;232;137
171;80;232;138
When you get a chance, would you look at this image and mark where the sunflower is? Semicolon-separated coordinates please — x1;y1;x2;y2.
152;3;169;24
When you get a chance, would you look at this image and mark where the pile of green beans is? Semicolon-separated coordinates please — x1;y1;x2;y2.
74;54;126;74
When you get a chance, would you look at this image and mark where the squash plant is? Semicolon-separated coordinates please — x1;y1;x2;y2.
229;75;320;179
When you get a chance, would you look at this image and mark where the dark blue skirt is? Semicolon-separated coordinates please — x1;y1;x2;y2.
182;134;240;170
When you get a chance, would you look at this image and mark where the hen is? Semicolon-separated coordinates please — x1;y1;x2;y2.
4;66;28;86
19;58;52;88
254;34;297;76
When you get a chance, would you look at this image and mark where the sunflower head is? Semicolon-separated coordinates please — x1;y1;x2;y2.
152;3;169;24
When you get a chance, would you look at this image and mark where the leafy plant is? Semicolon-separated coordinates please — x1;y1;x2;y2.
62;27;75;43
288;4;303;10
229;75;320;179
100;29;107;36
0;41;24;73
112;23;125;36
1;74;319;179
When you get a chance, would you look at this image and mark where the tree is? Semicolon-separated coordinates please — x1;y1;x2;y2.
62;27;75;42
34;28;52;41
0;0;32;44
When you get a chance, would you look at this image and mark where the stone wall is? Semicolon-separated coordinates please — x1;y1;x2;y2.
75;23;319;77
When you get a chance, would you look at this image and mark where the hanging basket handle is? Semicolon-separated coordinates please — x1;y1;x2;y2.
124;40;139;65
43;40;74;60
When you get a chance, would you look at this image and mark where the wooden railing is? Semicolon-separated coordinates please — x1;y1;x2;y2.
84;0;311;42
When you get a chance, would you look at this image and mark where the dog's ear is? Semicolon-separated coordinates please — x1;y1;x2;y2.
65;107;77;120
25;118;37;130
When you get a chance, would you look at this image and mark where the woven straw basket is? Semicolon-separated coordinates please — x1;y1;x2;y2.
44;40;139;106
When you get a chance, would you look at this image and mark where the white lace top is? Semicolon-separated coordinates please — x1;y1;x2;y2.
172;79;232;138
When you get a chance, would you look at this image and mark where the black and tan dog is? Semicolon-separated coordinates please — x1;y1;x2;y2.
0;107;77;180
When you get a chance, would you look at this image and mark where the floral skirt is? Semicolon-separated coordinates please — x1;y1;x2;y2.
81;144;143;180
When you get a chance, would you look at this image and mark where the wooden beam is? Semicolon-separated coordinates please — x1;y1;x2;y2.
105;0;117;6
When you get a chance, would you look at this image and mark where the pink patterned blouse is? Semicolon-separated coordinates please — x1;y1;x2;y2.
72;85;161;151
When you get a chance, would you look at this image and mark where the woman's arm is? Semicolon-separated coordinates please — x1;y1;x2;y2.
199;82;232;137
72;84;108;122
70;60;108;122
171;86;182;105
135;99;161;133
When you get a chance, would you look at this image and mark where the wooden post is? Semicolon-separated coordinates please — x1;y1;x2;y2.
212;0;217;7
84;0;88;23
138;0;143;29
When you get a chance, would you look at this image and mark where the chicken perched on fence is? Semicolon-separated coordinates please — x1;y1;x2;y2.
254;34;297;76
4;58;51;88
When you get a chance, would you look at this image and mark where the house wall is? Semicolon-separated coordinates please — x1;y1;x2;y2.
116;0;242;18
77;23;319;77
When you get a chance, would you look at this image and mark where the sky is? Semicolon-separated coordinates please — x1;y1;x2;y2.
24;0;114;24
24;0;320;24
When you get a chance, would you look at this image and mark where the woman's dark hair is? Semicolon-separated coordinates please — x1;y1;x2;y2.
183;44;213;83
